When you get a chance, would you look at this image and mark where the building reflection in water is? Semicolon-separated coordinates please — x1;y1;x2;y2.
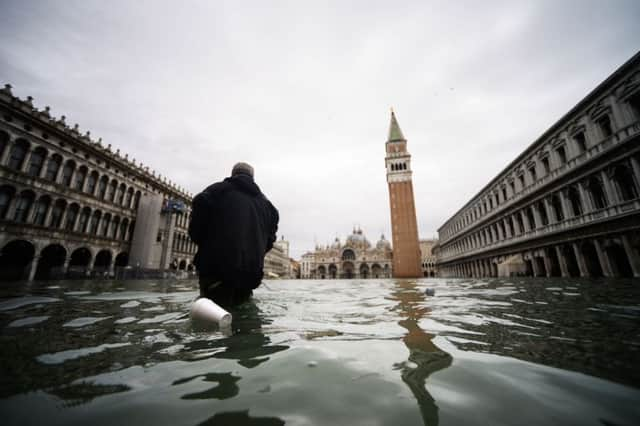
390;280;452;426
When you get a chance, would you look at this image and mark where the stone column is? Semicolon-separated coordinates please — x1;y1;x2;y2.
630;156;640;188
0;141;11;165
593;239;613;277
559;190;571;220
532;207;543;230
20;149;33;174
555;246;570;277
572;243;589;277
504;219;512;239
496;223;504;241
42;203;54;227
621;235;640;277
521;211;531;232
577;182;592;213
86;254;96;277
600;170;617;206
544;198;556;223
62;257;70;276
530;254;541;277
27;255;40;281
542;251;553;277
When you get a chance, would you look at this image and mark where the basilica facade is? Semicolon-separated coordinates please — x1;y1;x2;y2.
300;228;393;279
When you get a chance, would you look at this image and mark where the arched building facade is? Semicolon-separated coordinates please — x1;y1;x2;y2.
436;52;640;278
0;85;196;281
300;228;393;279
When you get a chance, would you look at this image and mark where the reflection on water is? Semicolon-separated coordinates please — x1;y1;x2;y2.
0;277;639;425
390;280;452;426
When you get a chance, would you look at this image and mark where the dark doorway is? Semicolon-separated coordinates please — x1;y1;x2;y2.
581;241;603;277
35;244;66;280
546;248;561;277
605;242;634;278
535;257;547;277
115;252;129;267
561;245;580;277
68;247;92;278
0;240;35;281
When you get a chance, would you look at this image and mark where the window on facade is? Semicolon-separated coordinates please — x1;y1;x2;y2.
529;167;537;183
556;145;567;165
542;157;550;175
612;165;639;201
107;181;117;202
629;92;640;118
86;172;98;195
125;188;133;207
44;154;62;181
32;196;50;226
111;218;120;239
509;181;515;197
78;208;91;233
90;212;101;234
49;200;66;228
102;214;111;237
574;132;587;153
537;201;549;226
507;217;514;236
0;186;14;219
502;188;507;202
98;177;108;199
526;207;536;230
518;174;525;189
13;191;34;222
489;198;493;209
117;184;126;205
61;161;75;187
515;214;523;234
120;220;128;241
65;205;79;231
75;166;87;191
596;115;613;138
568;187;582;217
26;147;46;177
156;231;163;242
587;177;608;209
0;131;8;158
551;194;564;221
8;140;29;170
133;191;141;210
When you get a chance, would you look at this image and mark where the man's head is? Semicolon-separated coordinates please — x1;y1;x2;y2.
231;162;254;178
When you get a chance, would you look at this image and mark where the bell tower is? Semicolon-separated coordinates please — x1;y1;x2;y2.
385;109;422;278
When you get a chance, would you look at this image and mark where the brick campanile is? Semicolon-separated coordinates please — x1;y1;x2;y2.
385;109;422;278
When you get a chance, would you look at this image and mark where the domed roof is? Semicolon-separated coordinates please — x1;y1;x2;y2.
346;227;370;247
376;234;391;250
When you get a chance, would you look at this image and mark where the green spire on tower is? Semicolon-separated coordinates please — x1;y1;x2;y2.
387;107;406;142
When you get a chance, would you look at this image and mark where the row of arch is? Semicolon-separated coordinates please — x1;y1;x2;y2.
442;161;640;258
0;131;142;210
0;185;135;241
0;239;129;281
390;162;408;172
314;262;391;279
172;232;196;254
443;95;639;240
442;234;639;279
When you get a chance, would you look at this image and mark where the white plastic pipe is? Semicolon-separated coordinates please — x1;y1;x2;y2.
190;297;232;327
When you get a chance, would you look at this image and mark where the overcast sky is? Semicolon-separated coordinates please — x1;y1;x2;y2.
1;1;639;258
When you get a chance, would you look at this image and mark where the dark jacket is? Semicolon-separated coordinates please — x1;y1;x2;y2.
188;173;279;290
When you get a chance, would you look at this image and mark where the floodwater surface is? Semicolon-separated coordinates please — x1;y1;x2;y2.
0;278;639;426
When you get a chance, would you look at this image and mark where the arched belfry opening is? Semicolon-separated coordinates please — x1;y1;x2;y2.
385;109;422;278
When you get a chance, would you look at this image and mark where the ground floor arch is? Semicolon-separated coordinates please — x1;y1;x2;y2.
0;239;35;281
35;244;67;280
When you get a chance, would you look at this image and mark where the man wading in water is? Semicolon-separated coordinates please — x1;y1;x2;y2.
189;162;279;307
